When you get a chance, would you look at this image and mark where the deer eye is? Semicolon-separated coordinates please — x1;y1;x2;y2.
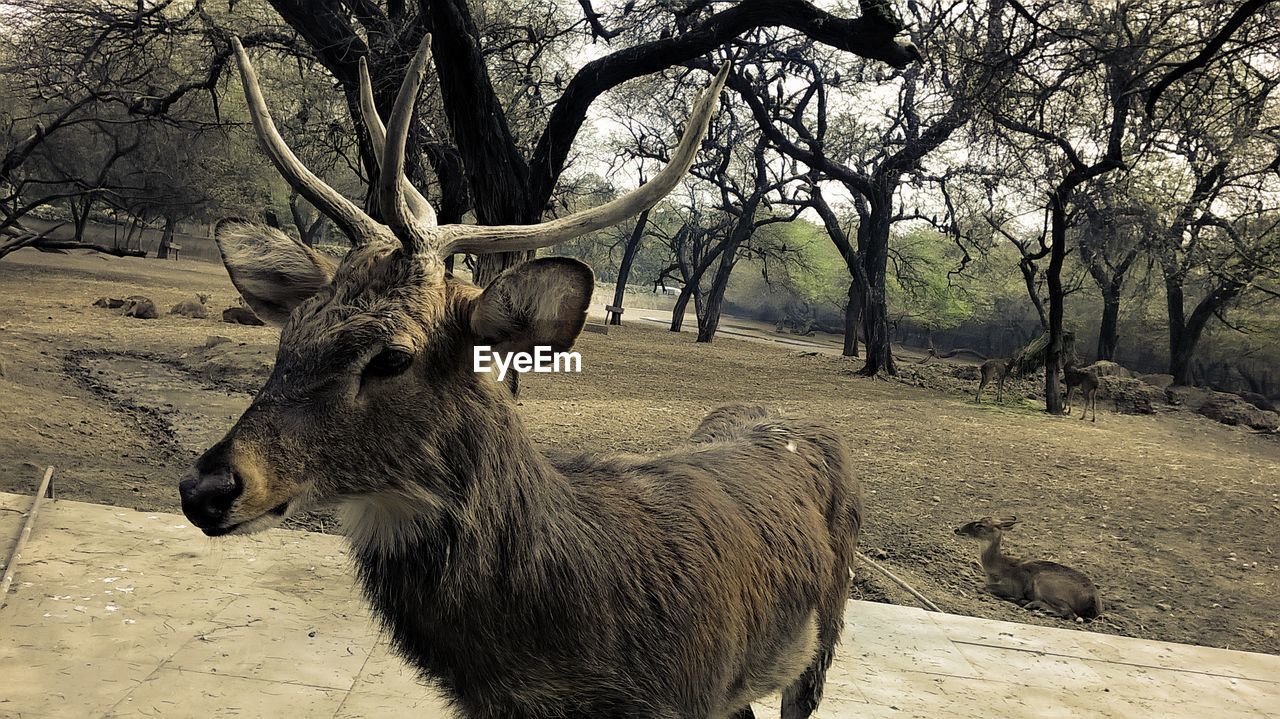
364;348;413;379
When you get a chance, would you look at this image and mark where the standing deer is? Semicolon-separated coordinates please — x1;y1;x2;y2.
954;516;1102;621
1063;360;1129;421
178;37;863;719
974;357;1014;403
1062;362;1100;421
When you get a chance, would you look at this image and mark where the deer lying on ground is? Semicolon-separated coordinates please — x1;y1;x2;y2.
178;36;862;719
170;292;211;319
974;357;1014;403
955;517;1102;621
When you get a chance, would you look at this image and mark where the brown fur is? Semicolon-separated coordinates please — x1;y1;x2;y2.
169;293;211;319
1063;360;1130;421
221;306;265;326
121;295;158;319
180;232;862;719
974;358;1013;403
955;516;1102;621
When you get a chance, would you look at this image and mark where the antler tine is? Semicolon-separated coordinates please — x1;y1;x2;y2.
357;53;438;228
378;34;435;254
437;64;731;257
230;37;383;243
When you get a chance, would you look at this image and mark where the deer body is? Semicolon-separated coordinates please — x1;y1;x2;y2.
179;37;859;719
956;517;1102;621
975;358;1013;403
1063;363;1099;420
1064;360;1131;420
348;400;858;719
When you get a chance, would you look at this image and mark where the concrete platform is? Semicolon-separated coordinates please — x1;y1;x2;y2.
1;492;1276;719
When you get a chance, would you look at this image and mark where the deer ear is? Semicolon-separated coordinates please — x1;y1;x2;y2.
469;257;594;354
215;219;337;326
998;516;1020;529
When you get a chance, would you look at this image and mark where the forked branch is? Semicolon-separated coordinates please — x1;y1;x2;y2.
234;35;728;261
436;65;730;256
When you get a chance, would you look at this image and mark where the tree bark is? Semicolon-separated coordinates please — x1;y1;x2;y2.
858;194;895;376
1096;284;1122;360
695;249;737;343
1018;256;1049;330
73;200;92;243
670;235;728;332
1043;192;1069;414
843;279;863;357
671;286;695;333
1164;273;1241;385
608;209;649;325
156;214;176;260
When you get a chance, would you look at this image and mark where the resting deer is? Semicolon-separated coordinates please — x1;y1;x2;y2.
178;37;862;719
954;517;1102;621
974;357;1014;403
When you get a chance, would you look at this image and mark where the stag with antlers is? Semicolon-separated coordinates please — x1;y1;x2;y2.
179;36;862;719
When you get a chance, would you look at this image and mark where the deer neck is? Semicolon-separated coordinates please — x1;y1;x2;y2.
342;375;584;687
979;533;1016;575
341;370;570;570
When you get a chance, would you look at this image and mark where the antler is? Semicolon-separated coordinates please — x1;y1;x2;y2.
358;50;438;228
377;37;436;254
230;38;384;244
234;32;728;260
433;64;730;257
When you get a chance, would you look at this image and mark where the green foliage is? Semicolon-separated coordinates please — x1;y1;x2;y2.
886;227;983;331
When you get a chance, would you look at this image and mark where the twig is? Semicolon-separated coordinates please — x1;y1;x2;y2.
857;551;943;613
0;466;55;604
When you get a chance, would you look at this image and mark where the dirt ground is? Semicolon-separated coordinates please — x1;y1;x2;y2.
1;249;1277;655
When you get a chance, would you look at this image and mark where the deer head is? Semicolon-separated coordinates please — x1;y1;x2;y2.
178;37;726;537
954;516;1020;541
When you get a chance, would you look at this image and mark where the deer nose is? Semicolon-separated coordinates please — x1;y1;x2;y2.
179;467;242;530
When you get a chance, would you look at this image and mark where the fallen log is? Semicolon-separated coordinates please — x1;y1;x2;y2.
32;240;146;258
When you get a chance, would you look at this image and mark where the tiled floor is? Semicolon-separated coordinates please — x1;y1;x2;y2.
2;492;1276;718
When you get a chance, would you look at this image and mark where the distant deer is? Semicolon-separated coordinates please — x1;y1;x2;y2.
170;292;211;319
954;516;1102;621
1063;362;1099;420
178;37;862;719
974;358;1014;403
1063;360;1130;421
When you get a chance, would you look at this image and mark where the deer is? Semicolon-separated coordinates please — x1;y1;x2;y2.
177;36;863;719
1062;362;1099;420
974;357;1014;403
954;516;1102;621
1063;359;1131;421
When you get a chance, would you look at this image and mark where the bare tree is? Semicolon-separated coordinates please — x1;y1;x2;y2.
252;0;918;285
724;0;1008;374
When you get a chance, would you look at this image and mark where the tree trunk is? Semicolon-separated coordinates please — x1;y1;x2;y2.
155;215;176;260
670;285;696;332
696;250;737;343
843;278;862;357
1043;193;1068;415
1165;275;1240;386
1096;284;1121;361
73;200;92;243
858;197;895;376
669;237;728;332
608;210;649;325
1019;256;1048;330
